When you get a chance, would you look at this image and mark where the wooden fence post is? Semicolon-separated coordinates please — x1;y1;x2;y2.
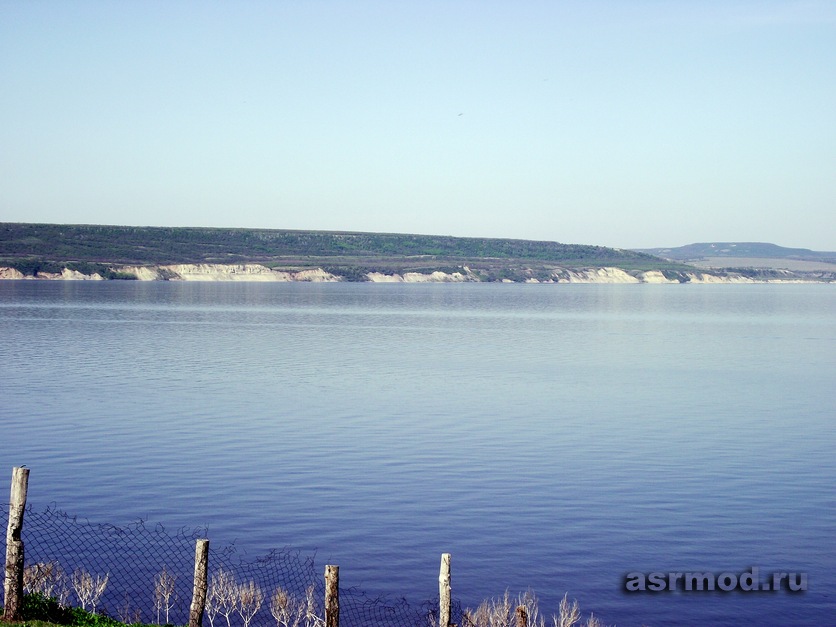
324;564;339;627
188;539;209;627
3;466;30;622
439;553;451;627
515;605;528;627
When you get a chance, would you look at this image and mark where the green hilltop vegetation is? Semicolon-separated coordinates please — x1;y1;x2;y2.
0;222;689;281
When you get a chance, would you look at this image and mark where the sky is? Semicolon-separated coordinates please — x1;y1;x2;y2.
1;1;835;250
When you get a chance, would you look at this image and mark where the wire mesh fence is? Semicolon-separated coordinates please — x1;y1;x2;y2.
2;503;466;627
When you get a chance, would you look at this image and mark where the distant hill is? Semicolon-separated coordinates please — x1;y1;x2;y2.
637;242;836;262
4;225;833;282
1;222;687;281
634;242;836;275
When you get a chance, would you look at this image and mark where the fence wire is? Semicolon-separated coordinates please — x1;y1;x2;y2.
2;504;465;627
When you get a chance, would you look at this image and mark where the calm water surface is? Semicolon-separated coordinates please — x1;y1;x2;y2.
1;281;834;625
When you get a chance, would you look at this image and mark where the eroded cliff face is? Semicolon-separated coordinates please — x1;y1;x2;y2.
108;264;340;282
562;268;641;283
0;264;826;283
0;267;25;280
0;267;104;280
364;267;811;283
366;271;472;283
366;267;742;283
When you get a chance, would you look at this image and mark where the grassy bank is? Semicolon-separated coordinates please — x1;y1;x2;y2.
1;594;165;627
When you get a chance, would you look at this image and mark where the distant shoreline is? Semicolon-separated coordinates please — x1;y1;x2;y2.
1;263;832;284
2;223;834;283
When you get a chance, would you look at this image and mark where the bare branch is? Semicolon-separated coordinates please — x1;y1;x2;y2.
154;566;177;624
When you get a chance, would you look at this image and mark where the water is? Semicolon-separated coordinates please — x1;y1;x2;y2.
1;281;834;625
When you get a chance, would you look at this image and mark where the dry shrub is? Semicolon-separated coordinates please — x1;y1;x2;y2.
463;591;609;627
71;568;109;613
236;580;264;627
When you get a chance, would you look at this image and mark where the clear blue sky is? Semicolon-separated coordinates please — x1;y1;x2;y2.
2;1;835;250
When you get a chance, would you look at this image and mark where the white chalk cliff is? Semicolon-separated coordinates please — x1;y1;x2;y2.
113;264;340;282
0;263;825;283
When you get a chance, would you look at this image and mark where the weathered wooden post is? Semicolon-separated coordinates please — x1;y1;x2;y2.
324;564;339;627
188;539;209;627
439;553;451;627
3;467;30;622
515;605;528;627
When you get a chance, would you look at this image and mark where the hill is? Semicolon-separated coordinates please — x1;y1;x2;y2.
636;242;836;274
0;222;684;281
2;225;833;282
637;242;836;262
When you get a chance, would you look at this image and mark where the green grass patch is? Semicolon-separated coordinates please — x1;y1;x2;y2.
1;594;174;627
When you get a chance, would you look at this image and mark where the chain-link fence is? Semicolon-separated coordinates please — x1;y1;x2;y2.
2;503;466;627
